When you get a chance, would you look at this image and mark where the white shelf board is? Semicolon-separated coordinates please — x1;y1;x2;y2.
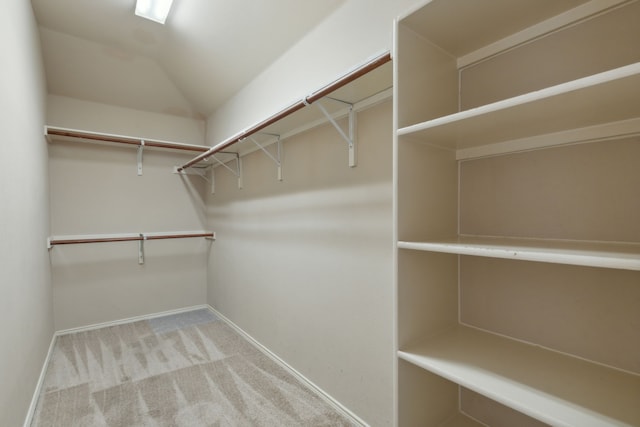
455;116;640;160
397;63;640;151
399;326;640;427
398;236;640;271
399;0;591;59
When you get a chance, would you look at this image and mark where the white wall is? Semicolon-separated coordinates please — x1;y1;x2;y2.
0;2;52;426
206;0;415;145
47;95;205;145
47;96;209;330
204;3;419;424
207;101;394;425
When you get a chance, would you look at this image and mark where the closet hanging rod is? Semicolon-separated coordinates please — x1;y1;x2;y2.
177;51;392;172
48;231;215;247
45;126;209;153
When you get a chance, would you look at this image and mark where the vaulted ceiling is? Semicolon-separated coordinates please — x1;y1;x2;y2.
31;0;344;120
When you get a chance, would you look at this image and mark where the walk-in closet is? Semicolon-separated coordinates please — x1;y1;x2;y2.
2;0;638;426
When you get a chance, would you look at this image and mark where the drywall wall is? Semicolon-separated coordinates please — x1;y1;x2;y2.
206;0;415;145
203;5;413;422
207;101;394;425
0;2;52;426
47;95;205;145
47;96;209;330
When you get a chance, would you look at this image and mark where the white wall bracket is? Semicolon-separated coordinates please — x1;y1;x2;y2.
172;165;210;183
248;133;283;181
138;233;146;264
137;141;145;176
315;97;357;167
210;152;243;189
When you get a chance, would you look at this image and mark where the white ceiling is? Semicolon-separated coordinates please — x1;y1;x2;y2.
31;0;345;120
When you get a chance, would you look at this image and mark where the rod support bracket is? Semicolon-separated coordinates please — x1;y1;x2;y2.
138;233;146;264
315;99;357;167
210;153;243;189
137;141;145;176
249;134;283;181
172;166;211;183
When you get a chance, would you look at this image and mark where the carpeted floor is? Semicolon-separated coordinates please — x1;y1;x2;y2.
31;309;358;426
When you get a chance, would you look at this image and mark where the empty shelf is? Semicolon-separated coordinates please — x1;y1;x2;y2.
398;63;640;151
399;325;640;427
398;237;640;271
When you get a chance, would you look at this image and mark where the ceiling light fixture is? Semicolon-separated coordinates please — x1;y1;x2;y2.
135;0;174;24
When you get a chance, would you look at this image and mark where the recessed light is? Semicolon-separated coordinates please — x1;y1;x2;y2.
135;0;174;24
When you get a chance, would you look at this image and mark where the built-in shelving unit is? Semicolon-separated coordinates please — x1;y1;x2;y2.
394;0;640;425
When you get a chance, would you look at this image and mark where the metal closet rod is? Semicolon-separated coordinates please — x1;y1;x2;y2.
177;51;392;172
46;127;209;153
48;232;215;246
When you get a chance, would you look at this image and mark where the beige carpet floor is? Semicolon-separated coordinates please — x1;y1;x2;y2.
31;309;358;426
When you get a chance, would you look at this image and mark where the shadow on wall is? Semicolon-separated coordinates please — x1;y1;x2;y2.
50;241;211;330
206;101;393;203
205;101;393;245
177;172;208;226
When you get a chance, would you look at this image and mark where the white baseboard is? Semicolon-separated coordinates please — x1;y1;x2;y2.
23;333;57;427
54;304;210;336
206;305;369;427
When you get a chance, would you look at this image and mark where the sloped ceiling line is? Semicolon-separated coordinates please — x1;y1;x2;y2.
31;0;345;118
